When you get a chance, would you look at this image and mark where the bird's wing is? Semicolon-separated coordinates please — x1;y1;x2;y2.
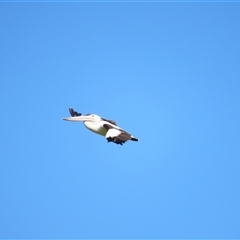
101;118;117;126
103;124;132;145
69;108;82;117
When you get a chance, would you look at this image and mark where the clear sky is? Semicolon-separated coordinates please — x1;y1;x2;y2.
1;1;240;239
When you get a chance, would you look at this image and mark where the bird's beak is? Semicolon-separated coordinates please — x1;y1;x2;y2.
62;115;94;122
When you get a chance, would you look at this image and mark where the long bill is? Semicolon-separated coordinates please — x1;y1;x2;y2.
62;115;94;122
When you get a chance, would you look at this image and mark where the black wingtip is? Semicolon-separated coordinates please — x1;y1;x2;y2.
69;108;75;117
69;107;82;117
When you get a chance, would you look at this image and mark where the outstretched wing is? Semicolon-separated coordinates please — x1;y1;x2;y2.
103;124;132;145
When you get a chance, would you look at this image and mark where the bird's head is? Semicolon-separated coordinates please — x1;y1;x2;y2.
62;113;101;123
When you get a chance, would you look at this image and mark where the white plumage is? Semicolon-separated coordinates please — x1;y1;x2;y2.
105;128;122;139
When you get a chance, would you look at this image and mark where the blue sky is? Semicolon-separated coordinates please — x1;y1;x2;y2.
1;2;240;239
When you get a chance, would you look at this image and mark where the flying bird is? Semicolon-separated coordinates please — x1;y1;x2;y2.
63;108;139;145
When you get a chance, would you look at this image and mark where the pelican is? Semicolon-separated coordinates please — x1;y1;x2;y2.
62;108;139;145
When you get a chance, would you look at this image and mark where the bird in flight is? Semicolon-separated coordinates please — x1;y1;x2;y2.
63;108;139;145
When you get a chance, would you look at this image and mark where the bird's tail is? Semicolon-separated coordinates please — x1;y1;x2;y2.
131;137;138;141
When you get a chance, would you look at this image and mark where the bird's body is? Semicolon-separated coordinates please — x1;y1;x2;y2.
84;120;107;136
63;108;138;145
